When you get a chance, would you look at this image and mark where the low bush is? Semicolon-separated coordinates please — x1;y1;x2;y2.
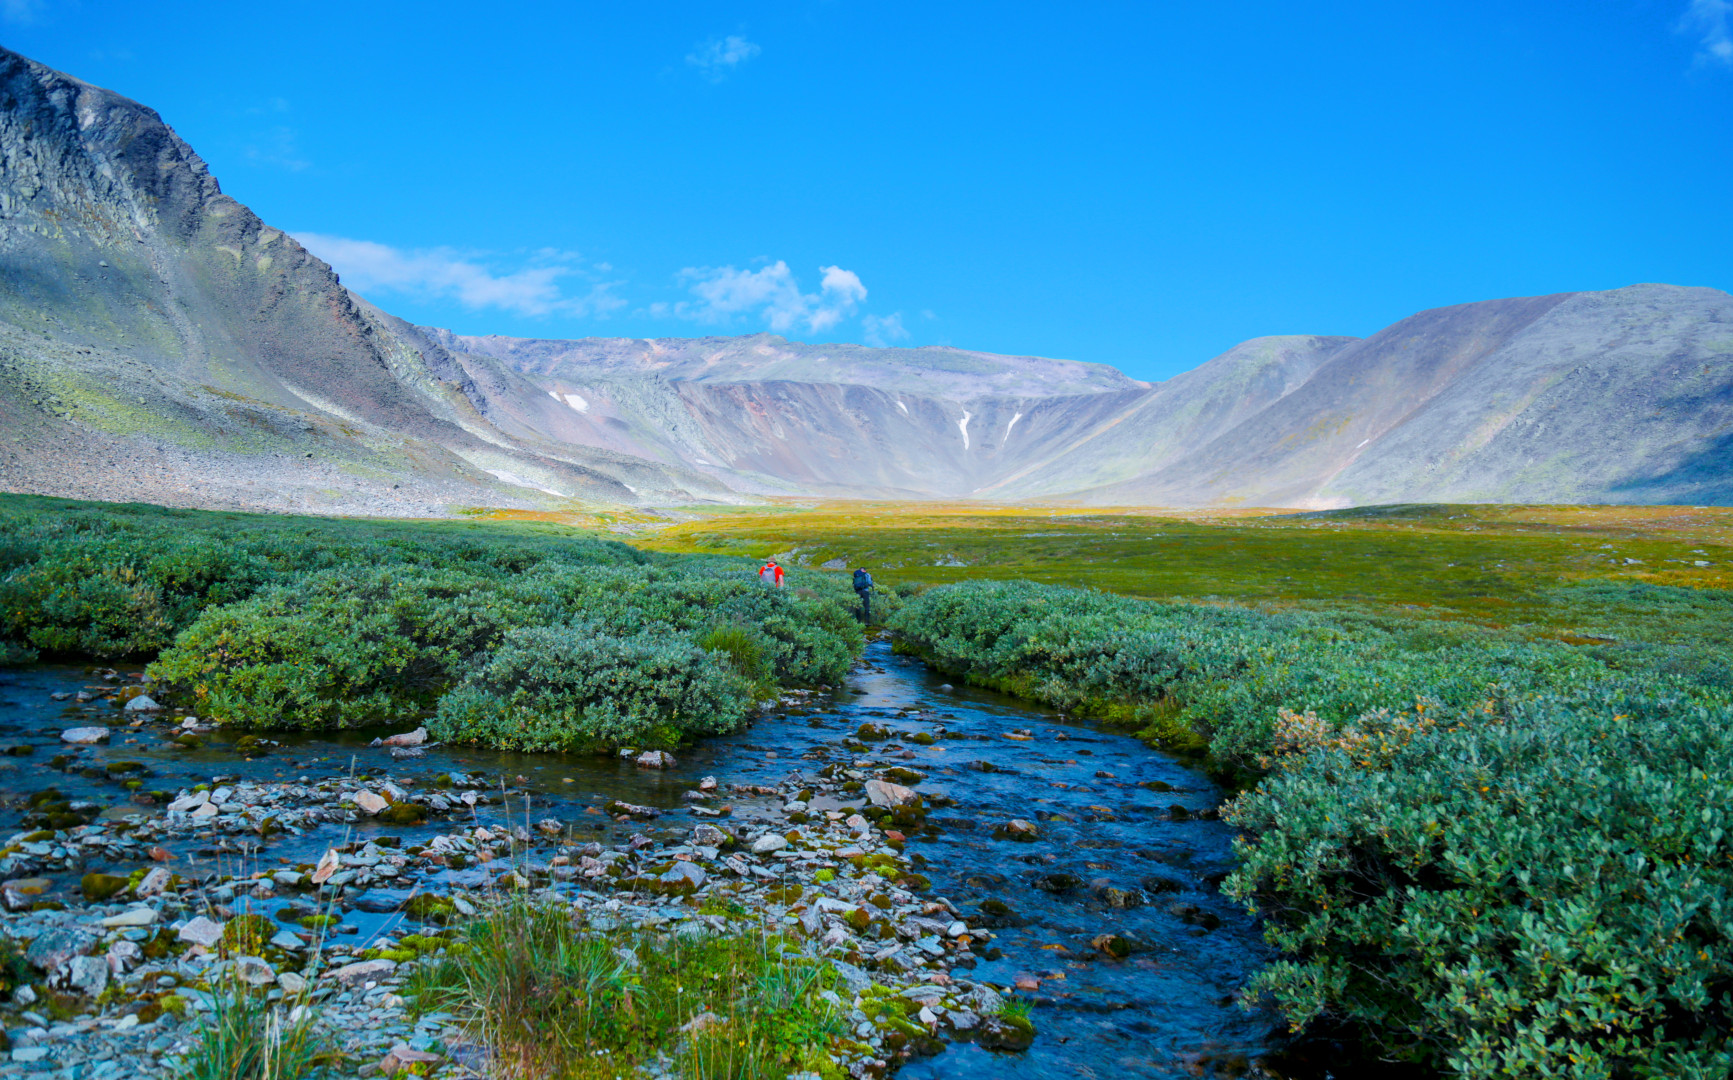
430;622;754;751
1224;694;1733;1077
148;565;539;730
890;577;1733;1073
889;579;1727;773
0;497;868;748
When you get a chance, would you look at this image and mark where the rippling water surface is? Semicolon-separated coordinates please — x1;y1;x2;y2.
0;640;1305;1078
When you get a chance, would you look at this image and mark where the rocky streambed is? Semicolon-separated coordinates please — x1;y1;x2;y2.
0;640;1290;1079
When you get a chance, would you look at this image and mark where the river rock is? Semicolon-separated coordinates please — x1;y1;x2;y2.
63;954;108;997
381;727;427;747
1;877;51;912
327;958;397;986
278;971;307;995
167;789;209;813
178;916;225;947
352;889;414;913
233;956;275;986
751;834;788;854
691;824;729;848
26;926;95;971
312;848;341;885
353;791;390;815
607;800;661;819
661;862;707;889
123;695;162;712
59;727;109;745
134;867;171;898
382;1044;443;1074
993;818;1040;841
80;872;131;901
636;750;676;769
865;779;917;808
105;940;142;974
100;907;157;928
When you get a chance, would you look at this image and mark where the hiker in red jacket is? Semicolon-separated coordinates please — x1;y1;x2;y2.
758;560;785;587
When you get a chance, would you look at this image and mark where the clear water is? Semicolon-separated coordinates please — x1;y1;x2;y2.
0;641;1323;1078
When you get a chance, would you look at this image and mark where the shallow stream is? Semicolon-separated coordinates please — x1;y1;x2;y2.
0;639;1304;1078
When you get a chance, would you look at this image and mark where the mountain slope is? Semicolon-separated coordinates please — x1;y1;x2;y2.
0;46;1726;512
1084;284;1733;507
0;45;726;515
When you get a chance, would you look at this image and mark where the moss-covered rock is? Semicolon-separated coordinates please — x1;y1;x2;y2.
80;873;131;902
379;802;427;826
221;914;275;954
404;894;456;923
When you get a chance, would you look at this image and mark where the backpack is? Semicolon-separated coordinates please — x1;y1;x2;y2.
853;569;873;590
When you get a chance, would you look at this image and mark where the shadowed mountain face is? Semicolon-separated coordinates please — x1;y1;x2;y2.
0;47;727;515
0;46;1728;512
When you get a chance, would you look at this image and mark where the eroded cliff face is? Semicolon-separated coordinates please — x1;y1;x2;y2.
1;45;1727;514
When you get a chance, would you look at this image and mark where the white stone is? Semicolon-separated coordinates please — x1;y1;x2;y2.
661;861;707;888
278;971;307;995
59;727;109;745
381;727;427;747
178;916;224;947
751;834;788;854
123;695;162;712
865;779;917;808
190;802;219;819
167;790;209;813
100;907;157;928
134;867;171;898
353;791;389;816
270;929;306;952
64;954;108;997
311;848;341;885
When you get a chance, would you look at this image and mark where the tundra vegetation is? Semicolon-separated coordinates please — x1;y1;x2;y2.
407;898;846;1079
0;494;876;751
5;493;1733;1076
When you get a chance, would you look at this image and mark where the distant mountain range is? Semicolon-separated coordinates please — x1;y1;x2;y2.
2;46;1728;514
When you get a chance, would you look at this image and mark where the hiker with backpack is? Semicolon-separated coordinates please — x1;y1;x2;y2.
759;559;785;588
853;567;874;623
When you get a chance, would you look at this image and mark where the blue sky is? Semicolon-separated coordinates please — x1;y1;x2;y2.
5;1;1731;381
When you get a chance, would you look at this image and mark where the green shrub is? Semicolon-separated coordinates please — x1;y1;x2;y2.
1225;694;1733;1078
429;622;753;751
698;621;776;697
889;580;1726;773
147;565;538;729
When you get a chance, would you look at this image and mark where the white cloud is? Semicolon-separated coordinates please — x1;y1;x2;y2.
862;312;909;347
671;261;867;333
1681;0;1733;67
1;0;43;24
687;34;762;82
295;234;625;318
